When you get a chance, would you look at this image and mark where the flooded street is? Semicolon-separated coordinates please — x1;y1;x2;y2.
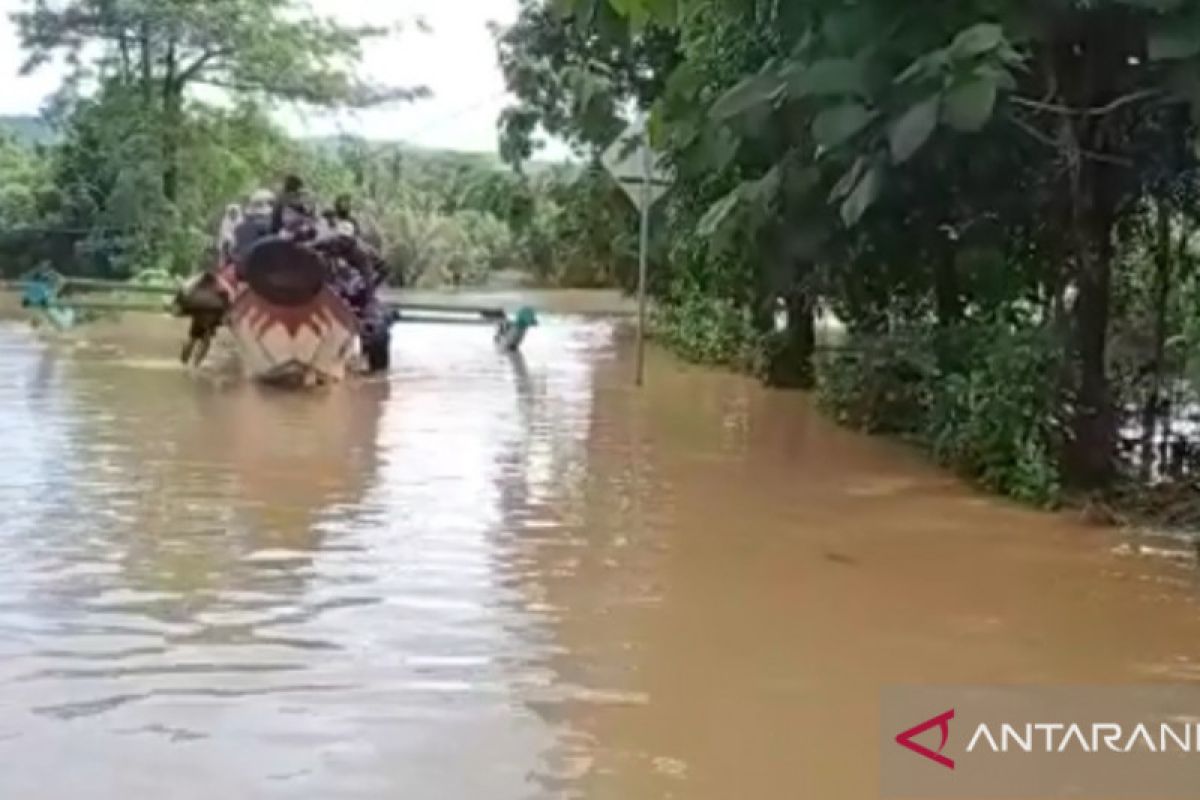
4;304;1200;798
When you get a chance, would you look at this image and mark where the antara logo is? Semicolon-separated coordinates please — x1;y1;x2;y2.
896;709;956;770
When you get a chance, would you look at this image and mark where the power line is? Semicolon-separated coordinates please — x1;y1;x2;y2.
328;90;509;145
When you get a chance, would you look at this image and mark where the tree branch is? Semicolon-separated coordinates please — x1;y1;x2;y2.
176;48;231;87
1010;89;1164;118
1007;111;1059;148
1005;112;1134;168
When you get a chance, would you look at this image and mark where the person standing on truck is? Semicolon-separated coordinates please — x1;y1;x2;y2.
272;175;307;234
333;194;360;236
217;204;242;265
231;189;275;277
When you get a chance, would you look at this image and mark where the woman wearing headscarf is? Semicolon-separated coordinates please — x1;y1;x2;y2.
217;204;242;265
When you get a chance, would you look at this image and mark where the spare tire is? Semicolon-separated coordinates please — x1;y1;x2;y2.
242;237;327;307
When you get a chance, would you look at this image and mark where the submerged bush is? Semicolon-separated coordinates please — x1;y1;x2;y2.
652;290;762;369
815;328;935;435
816;322;1064;507
922;326;1064;506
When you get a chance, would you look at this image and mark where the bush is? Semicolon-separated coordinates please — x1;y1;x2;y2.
815;328;935;435
922;326;1064;506
816;322;1064;507
652;289;762;368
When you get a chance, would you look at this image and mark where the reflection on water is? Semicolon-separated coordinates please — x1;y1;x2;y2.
4;305;1200;798
0;316;605;798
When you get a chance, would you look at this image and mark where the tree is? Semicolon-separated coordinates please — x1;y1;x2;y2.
0;133;50;227
543;0;1200;493
493;0;680;167
14;0;429;202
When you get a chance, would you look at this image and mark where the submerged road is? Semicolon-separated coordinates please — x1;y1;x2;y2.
0;295;1199;798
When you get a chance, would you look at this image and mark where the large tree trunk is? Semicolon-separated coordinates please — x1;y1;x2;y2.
161;38;180;204
763;271;816;389
139;21;153;106
118;32;131;83
1050;8;1137;491
1065;175;1118;490
785;288;816;388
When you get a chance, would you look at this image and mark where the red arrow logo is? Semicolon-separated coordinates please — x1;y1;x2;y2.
895;709;955;770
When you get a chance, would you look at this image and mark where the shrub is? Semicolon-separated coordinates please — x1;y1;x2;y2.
816;322;1064;507
815;328;935;435
921;326;1064;506
652;289;762;368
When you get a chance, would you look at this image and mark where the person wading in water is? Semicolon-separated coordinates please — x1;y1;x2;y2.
174;268;228;367
175;189;275;368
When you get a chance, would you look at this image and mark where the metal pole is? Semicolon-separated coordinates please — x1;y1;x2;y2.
635;123;651;388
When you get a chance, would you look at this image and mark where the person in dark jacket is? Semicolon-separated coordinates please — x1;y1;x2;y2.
334;194;360;235
272;175;306;234
231;189;275;277
173;269;228;367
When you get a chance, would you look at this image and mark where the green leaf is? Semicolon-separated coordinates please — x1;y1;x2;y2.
942;78;997;132
996;43;1026;67
949;23;1004;60
784;165;821;202
829;157;866;202
696;125;739;171
888;96;940;163
822;7;879;53
1149;15;1200;61
710;72;786;121
643;0;678;26
662;62;705;103
697;190;742;237
895;52;947;85
894;57;927;85
745;164;782;209
974;63;1017;92
790;28;815;58
647;105;670;148
840;162;883;227
785;57;867;98
812;104;874;149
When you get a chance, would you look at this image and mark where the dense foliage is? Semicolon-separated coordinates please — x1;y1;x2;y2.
0;0;629;289
494;0;1200;508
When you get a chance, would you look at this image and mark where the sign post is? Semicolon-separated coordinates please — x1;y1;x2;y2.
601;118;671;387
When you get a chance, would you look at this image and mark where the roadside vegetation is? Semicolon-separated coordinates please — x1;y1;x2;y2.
496;0;1200;521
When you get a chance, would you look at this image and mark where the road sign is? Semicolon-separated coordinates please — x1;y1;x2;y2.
601;118;672;213
602;118;673;388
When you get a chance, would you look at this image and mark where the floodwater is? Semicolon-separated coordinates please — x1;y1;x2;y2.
3;298;1200;799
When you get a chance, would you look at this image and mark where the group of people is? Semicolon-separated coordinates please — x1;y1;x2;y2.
177;175;392;370
216;176;366;268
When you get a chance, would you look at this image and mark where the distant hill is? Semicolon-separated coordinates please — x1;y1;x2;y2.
305;134;506;168
0;115;56;146
0;116;573;175
303;134;571;174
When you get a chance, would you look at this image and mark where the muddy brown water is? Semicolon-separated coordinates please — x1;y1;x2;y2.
3;294;1200;798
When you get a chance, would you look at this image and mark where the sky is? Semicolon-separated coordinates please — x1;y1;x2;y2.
0;0;561;155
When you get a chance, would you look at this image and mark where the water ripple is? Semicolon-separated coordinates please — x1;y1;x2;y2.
0;317;619;799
